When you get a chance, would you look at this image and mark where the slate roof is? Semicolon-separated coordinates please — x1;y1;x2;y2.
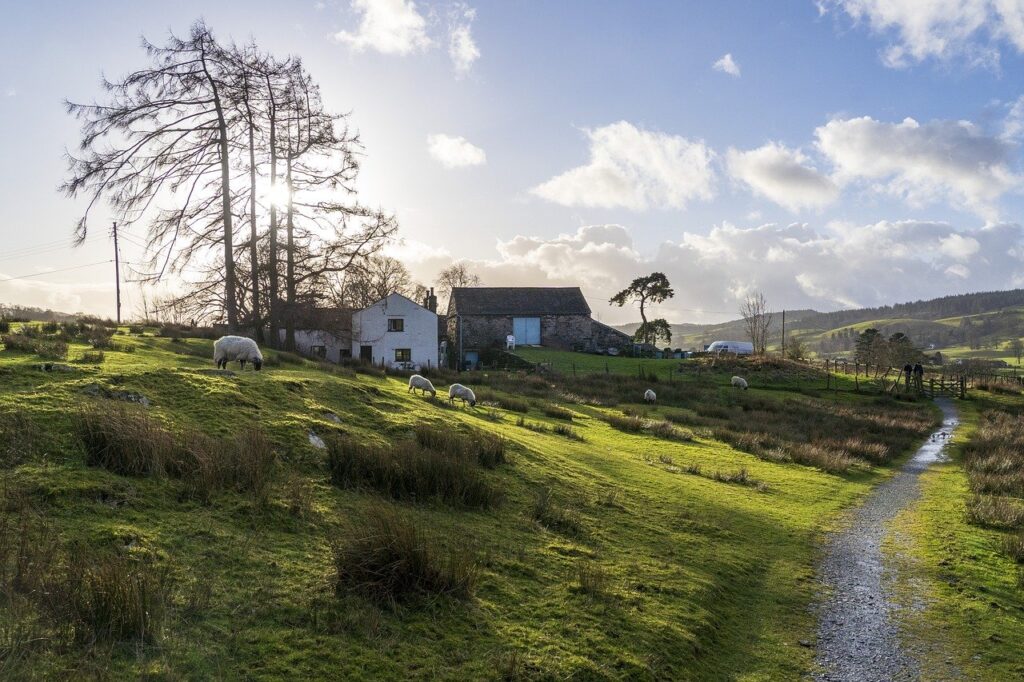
448;287;592;316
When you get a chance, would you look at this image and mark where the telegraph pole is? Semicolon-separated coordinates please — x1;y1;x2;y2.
112;221;122;324
781;309;786;358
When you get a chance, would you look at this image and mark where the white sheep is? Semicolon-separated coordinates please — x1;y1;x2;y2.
448;383;477;407
213;335;263;371
731;376;748;390
408;374;436;397
644;389;657;403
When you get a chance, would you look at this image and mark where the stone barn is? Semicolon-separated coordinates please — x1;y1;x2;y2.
446;287;631;368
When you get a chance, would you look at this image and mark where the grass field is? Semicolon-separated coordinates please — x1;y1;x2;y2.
0;328;946;679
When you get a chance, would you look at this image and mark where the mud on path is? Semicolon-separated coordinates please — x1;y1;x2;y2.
813;400;959;682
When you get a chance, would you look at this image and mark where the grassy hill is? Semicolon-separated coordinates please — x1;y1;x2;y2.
3;323;1015;679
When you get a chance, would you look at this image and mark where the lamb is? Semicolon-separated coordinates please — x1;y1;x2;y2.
408;374;436;397
213;335;263;371
644;389;657;403
448;383;477;407
731;376;748;390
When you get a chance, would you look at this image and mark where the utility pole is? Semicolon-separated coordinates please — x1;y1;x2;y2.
112;221;122;324
781;309;786;358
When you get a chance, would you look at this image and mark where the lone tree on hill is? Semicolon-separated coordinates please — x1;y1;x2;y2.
609;272;675;346
739;291;773;355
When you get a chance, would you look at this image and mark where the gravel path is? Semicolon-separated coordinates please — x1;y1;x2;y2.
813;399;958;682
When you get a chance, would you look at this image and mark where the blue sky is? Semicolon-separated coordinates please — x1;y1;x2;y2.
2;1;1024;323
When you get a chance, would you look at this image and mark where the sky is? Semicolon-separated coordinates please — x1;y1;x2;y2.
1;0;1024;324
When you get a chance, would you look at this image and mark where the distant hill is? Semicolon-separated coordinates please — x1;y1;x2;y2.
615;289;1024;355
0;304;78;322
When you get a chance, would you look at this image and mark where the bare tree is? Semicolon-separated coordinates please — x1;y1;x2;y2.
436;262;481;309
333;255;413;308
62;20;243;330
740;291;773;355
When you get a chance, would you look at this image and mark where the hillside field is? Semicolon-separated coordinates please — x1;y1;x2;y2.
2;327;1019;679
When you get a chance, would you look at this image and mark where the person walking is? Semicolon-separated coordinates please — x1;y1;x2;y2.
913;362;924;392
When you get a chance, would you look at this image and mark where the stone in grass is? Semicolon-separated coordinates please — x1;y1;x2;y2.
323;412;342;423
80;383;151;407
308;432;327;449
37;363;77;373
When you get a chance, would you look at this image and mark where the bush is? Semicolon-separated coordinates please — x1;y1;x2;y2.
606;414;645;433
41;321;59;334
1;333;36;353
128;325;145;335
111;342;136;353
88;326;114;349
77;403;176;477
332;506;478;605
326;436;501;509
0;334;67;359
1002;532;1024;563
0;319;9;334
552;424;583;441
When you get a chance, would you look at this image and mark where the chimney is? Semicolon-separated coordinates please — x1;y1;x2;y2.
425;287;437;313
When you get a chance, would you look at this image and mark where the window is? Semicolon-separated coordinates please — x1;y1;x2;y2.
387;318;404;332
310;345;327;359
395;348;411;362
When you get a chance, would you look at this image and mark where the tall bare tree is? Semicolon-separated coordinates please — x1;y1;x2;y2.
739;291;773;355
436;262;481;309
332;255;413;308
62;20;243;329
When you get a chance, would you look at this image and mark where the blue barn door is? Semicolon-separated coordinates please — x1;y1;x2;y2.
513;317;541;345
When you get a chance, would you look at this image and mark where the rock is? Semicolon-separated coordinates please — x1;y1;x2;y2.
37;363;76;372
323;412;341;423
79;383;150;406
308;432;326;449
799;640;812;648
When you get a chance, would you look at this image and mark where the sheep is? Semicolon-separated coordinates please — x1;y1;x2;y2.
731;376;748;390
408;374;436;397
644;389;657;403
448;383;477;407
213;335;263;371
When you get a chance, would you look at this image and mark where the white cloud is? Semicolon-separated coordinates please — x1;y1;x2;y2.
427;133;486;168
530;121;716;211
416;219;1024;325
815;115;1021;219
449;4;480;77
1004;95;1024;140
821;0;1024;68
712;53;741;77
335;0;432;55
726;142;838;211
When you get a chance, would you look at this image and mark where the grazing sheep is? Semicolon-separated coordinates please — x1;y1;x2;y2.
644;389;657;403
448;383;477;407
408;374;436;397
213;335;263;371
731;376;748;390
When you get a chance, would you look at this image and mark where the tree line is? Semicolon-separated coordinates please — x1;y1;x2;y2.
61;20;484;349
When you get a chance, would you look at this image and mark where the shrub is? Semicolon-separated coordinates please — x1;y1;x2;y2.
128;325;145;335
111;342;136;353
78;350;105;364
326;436;501;508
1;333;36;353
531;487;584;537
34;339;68;360
41;321;59;334
0;319;9;334
88;326;114;349
332;506;478;605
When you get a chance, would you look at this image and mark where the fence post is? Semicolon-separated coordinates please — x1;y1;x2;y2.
572;362;576;377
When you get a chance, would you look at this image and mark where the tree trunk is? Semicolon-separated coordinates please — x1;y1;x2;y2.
202;40;237;331
267;88;280;349
284;154;296;351
247;109;262;342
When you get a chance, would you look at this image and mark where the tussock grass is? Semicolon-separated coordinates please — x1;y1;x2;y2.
326;435;501;509
0;411;41;467
332;506;478;605
541;404;574;421
413;423;507;468
966;495;1024;529
77;403;276;504
475;389;530;414
78;350;105;364
531;487;584;537
1002;532;1024;563
606;414;645;433
574;560;608;597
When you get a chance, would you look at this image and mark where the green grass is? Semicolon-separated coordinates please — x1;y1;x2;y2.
0;330;940;679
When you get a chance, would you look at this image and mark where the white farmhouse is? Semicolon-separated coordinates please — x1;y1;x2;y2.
351;293;439;369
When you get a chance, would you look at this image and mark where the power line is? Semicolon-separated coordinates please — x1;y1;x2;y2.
0;260;113;283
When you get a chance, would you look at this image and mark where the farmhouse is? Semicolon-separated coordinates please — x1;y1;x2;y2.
352;292;440;369
446;287;630;367
288;290;441;369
